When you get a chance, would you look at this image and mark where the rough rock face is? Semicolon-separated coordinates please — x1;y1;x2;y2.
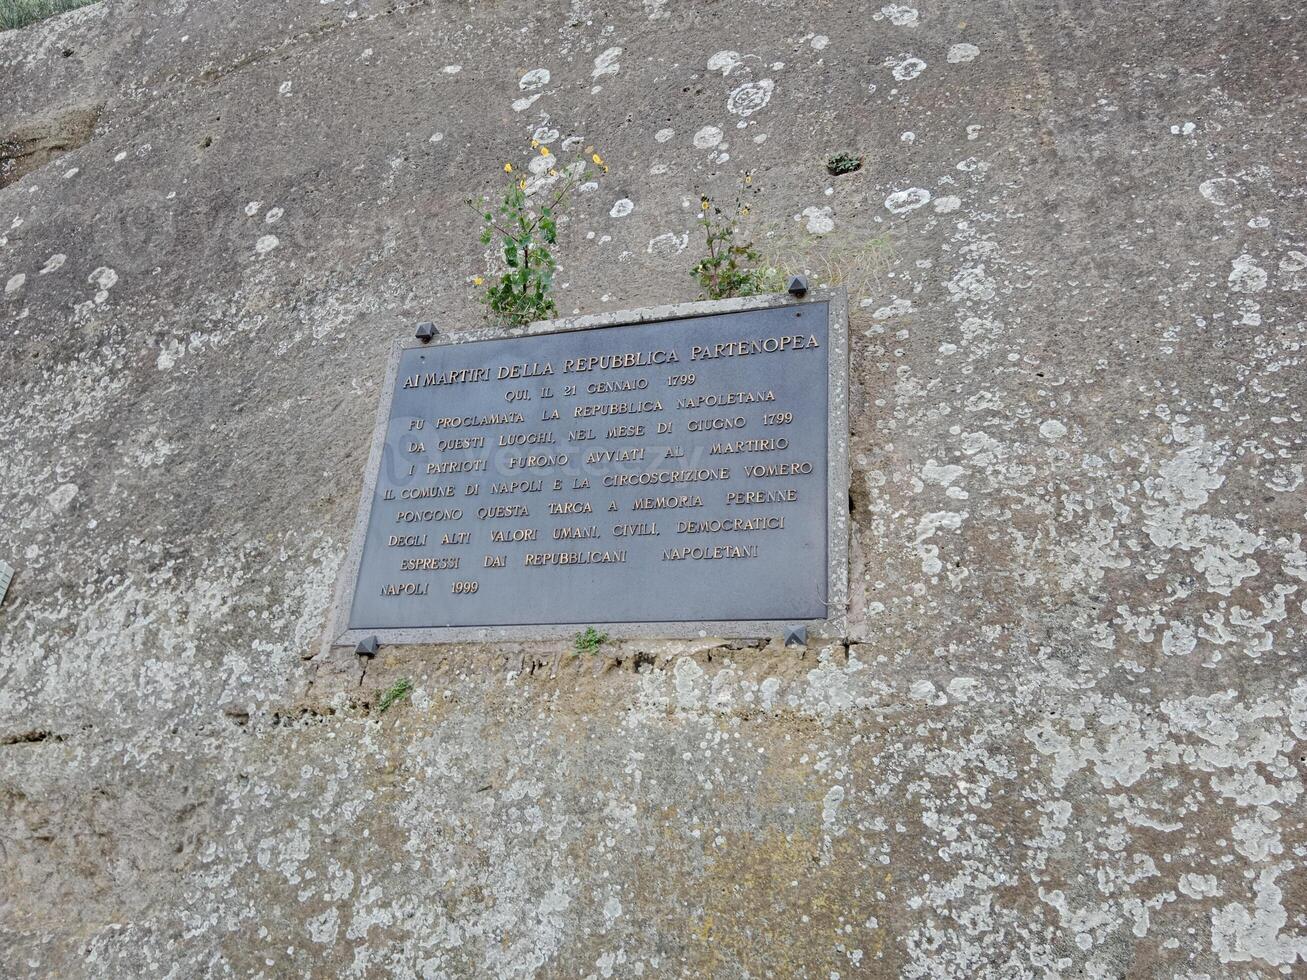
2;1;1306;976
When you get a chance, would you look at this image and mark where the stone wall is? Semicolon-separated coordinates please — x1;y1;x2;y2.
2;0;1305;976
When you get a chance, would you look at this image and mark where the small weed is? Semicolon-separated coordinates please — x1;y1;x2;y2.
575;627;609;653
377;678;413;714
0;0;97;31
691;192;774;300
825;152;863;176
468;141;605;326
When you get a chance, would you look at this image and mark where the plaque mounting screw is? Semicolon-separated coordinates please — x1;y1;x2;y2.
783;625;807;647
786;275;808;297
415;321;438;343
355;635;380;657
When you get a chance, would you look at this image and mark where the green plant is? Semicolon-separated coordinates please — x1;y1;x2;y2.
575;626;609;653
825;152;863;176
377;678;413;714
691;194;776;300
467;142;604;326
0;0;98;31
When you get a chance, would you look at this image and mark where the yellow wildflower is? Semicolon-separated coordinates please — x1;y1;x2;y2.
531;139;539;148
504;162;513;173
700;197;710;211
539;146;550;156
591;152;604;165
518;179;527;190
741;205;750;215
473;275;484;286
549;168;558;177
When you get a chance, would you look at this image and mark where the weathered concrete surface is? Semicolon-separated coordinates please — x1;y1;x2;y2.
2;0;1305;976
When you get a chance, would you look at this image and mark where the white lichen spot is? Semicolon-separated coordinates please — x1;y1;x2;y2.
946;264;995;303
255;234;280;255
646;232;689;255
1039;419;1068;440
1210;868;1307;965
512;94;541;112
707;50;741;75
811;35;829;50
609;199;634;218
673;657;704;711
442;65;462;74
1179;874;1222;899
922;460;965;486
1199;177;1239;206
885;54;927;80
884;187;931;214
1263;463;1303;494
592;47;623;80
89;267;118;292
946;676;980;701
947;43;980;63
910;679;944;704
692;125;724;149
1279;250;1307;273
654;127;674;143
933;194;961;213
156;337;183;370
1161;622;1197;658
870;297;913;319
1232;816;1283;861
1228;254;1267;294
914;511;965;575
307;908;339;945
878;4;919;26
727;79;774;117
39;253;66;275
821;785;845;827
801;205;834;235
265;208;284;224
519;67;550;91
245;201;261;216
47;483;78;513
602;894;623;925
5;273;25;294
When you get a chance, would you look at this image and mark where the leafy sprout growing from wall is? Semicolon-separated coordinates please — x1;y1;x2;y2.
467;140;606;326
691;173;784;300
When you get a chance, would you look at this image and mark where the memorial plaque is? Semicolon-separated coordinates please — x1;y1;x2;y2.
329;290;848;645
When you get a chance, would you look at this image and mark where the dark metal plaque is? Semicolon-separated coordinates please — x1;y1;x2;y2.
330;291;848;645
